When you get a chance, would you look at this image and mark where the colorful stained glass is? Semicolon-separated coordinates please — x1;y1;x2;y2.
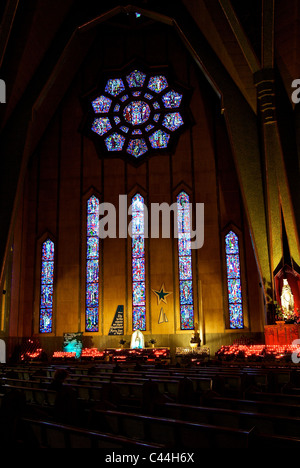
123;101;151;125
149;129;170;148
226;254;240;279
180;305;194;330
225;231;243;329
105;78;125;96
145;124;154;132
86;260;99;283
86;195;100;332
225;231;239;254
127;138;148;158
132;257;145;282
229;304;243;329
133;282;146;305
132;235;144;257
105;133;125;151
91;96;112;113
120;94;129;102
180;280;193;304
177;191;194;330
178;234;191;257
148;75;168;93
89;68;187;158
120;126;129;133
162;112;183;131
132;306;146;331
131;194;146;331
91;117;111;136
162;90;182;108
179;256;192;280
39;239;54;333
126;70;146;88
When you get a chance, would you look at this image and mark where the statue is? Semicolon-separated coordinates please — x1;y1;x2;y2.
281;279;294;315
130;329;144;349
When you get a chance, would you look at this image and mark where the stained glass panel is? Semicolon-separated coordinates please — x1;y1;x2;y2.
179;256;192;280
162;90;182;108
91;117;112;136
132;235;144;257
229;304;243;329
127;139;148;158
149;129;170;148
89;68;187;159
148;75;168;93
177;191;194;330
86;195;100;332
105;133;125;151
162;112;183;131
132;306;146;331
131;194;146;331
105;78;125;96
132;257;145;283
39;239;54;333
123;101;151;125
180;305;194;330
126;70;146;88
225;231;239;254
225;231;243;329
91;96;112;113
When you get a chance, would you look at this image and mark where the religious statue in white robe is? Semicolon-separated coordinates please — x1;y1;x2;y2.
131;330;144;349
281;278;294;314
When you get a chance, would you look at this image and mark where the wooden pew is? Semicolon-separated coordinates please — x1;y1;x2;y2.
155;401;300;439
202;395;300;417
89;408;255;448
22;417;167;448
1;384;57;406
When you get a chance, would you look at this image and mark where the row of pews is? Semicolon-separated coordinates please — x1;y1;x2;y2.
1;361;300;448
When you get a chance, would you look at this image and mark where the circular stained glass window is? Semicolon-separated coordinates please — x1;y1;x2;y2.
123;101;151;125
86;66;189;161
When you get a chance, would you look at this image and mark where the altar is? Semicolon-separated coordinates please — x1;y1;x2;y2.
264;322;300;345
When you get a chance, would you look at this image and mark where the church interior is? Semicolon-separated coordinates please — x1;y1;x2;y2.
1;0;300;449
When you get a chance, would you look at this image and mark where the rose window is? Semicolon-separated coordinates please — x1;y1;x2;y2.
85;66;189;162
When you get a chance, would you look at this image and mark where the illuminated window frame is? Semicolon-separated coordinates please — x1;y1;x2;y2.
225;230;244;329
131;193;146;331
85;195;100;332
84;64;190;163
177;191;194;330
39;238;55;334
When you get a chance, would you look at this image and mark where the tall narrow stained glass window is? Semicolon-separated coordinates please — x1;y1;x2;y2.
177;191;194;330
86;195;100;332
131;194;146;330
225;230;244;329
39;239;55;333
